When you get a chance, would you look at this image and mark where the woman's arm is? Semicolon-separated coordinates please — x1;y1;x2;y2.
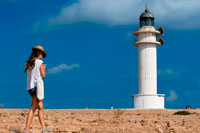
40;63;46;78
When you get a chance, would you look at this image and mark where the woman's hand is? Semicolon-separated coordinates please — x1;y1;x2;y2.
40;63;46;78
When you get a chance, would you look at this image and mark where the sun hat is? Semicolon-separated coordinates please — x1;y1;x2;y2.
32;45;47;58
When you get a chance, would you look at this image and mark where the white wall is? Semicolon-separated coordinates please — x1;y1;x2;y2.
134;95;165;109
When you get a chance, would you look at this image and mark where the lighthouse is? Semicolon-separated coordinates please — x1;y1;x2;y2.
131;7;165;109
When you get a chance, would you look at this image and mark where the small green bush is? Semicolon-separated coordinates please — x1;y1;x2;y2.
173;111;192;115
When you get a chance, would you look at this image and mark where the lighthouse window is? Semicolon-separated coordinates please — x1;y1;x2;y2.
140;18;154;27
140;20;145;27
145;18;154;26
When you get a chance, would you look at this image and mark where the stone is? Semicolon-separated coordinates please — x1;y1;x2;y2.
156;128;163;133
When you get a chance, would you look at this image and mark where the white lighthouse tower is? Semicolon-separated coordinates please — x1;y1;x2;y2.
131;8;165;109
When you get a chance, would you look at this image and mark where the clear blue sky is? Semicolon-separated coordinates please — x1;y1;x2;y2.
0;0;200;109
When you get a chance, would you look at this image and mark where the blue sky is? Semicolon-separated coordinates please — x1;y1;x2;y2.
0;0;200;109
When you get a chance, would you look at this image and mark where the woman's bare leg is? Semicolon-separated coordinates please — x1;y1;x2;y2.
25;96;38;131
38;100;46;129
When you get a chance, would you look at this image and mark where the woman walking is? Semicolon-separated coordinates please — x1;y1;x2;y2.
24;46;51;133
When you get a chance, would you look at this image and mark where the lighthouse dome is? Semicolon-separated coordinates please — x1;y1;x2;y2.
139;8;154;27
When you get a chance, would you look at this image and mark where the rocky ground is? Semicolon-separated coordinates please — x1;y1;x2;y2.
0;109;200;133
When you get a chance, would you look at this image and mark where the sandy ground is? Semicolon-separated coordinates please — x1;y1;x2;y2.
0;109;200;133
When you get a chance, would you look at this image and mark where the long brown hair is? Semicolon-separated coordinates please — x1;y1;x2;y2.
25;50;42;73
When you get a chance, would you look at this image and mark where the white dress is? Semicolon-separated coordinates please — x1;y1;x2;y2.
26;59;43;90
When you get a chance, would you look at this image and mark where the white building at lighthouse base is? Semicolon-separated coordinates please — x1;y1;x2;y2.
132;94;165;109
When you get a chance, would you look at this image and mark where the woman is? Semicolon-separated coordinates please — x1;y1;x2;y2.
24;46;51;133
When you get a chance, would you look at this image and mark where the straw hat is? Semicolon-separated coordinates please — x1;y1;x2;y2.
32;45;47;58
